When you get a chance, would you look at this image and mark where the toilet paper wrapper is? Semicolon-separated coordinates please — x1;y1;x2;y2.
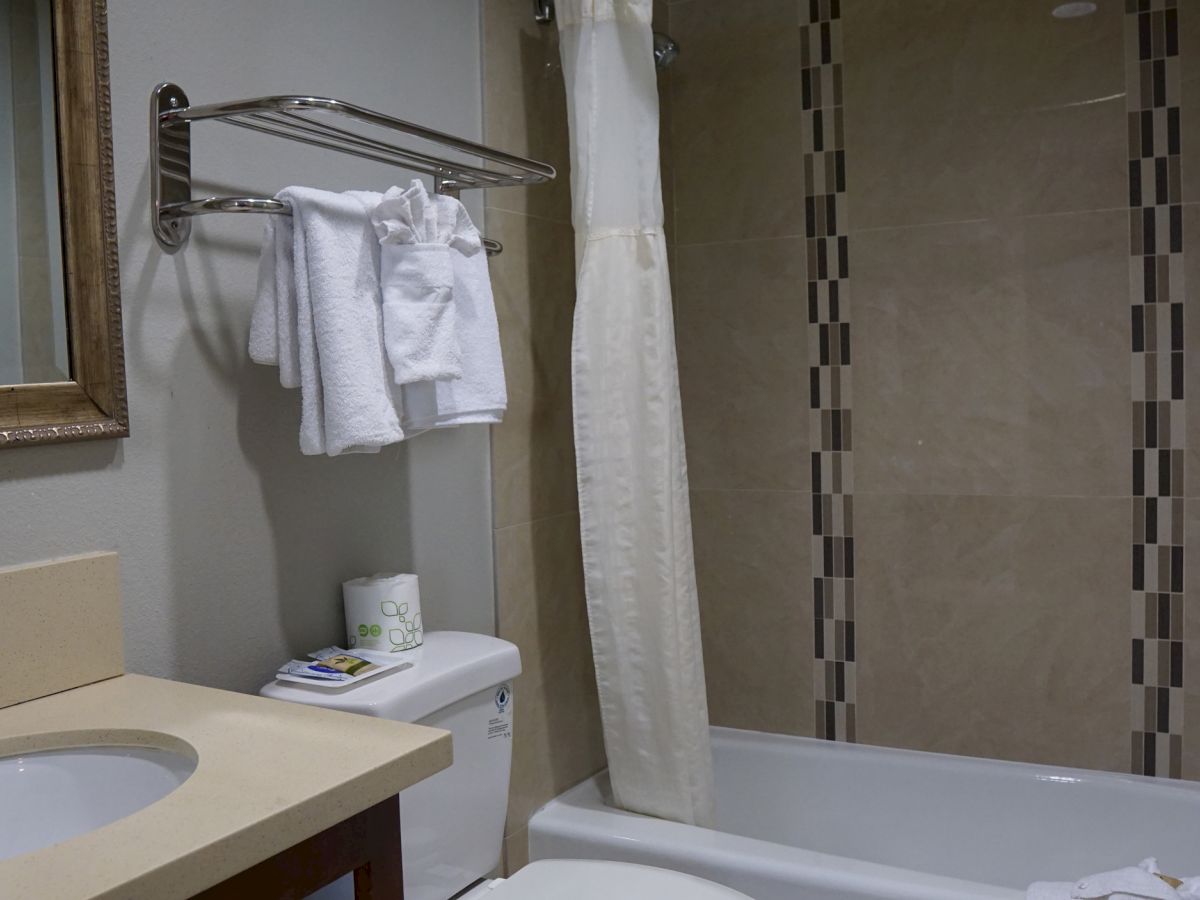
343;573;424;652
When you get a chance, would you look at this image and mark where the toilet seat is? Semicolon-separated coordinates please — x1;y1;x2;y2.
469;859;751;899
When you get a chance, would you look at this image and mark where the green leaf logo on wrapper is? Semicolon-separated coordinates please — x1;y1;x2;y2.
380;599;423;651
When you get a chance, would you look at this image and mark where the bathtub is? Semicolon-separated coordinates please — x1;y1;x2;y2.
527;727;1200;900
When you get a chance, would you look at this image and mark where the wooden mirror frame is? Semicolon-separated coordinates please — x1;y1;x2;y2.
0;0;126;449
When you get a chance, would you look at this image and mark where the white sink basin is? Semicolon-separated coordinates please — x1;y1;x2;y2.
0;743;197;861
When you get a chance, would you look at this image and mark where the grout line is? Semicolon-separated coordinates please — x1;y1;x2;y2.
494;508;579;533
672;200;1200;250
484;203;573;228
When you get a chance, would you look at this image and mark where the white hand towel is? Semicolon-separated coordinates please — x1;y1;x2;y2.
397;190;506;432
370;182;463;385
250;214;300;387
249;186;404;456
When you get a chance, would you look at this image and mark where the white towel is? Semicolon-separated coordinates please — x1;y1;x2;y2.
370;182;465;385
250;186;403;456
394;190;507;432
250;214;298;386
1028;859;1200;900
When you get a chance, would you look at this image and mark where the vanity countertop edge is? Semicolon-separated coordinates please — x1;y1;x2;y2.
0;673;453;899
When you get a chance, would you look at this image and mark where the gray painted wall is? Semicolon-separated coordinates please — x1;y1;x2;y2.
0;11;20;384
0;0;495;693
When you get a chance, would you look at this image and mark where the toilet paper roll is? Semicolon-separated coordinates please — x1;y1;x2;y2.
342;573;424;652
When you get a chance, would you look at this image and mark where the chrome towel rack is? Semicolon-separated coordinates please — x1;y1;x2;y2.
150;82;556;256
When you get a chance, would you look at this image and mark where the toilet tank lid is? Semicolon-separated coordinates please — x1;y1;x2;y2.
259;631;521;722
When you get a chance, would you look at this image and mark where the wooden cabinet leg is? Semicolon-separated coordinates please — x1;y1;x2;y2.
353;797;404;898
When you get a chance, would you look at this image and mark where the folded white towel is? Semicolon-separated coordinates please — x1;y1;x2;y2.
250;186;403;456
395;190;506;432
370;182;465;385
250;214;298;385
1028;859;1200;900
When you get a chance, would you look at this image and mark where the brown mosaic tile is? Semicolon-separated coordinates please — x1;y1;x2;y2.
1127;1;1188;777
803;0;855;742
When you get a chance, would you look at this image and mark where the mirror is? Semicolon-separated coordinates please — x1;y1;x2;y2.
0;0;126;448
0;0;67;385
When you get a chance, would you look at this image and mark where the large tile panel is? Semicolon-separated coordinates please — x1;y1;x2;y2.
842;1;1124;230
675;237;809;492
842;0;1122;122
667;0;805;245
482;0;573;224
845;99;1126;232
856;493;1129;772
854;211;1130;498
496;513;606;831
691;489;812;736
488;209;579;529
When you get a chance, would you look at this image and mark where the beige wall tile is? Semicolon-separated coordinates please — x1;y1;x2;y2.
842;0;1122;122
0;553;122;708
496;514;606;832
675;237;809;491
502;826;530;875
842;2;1123;230
692;489;812;735
856;493;1129;772
668;0;805;245
845;98;1126;231
1184;501;1200;781
488;209;579;529
485;0;606;842
855;211;1130;498
482;0;572;224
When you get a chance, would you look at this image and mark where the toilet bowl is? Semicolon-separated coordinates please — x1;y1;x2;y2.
465;858;750;898
260;632;745;900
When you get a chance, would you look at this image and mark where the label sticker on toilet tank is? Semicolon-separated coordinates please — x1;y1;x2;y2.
487;683;512;740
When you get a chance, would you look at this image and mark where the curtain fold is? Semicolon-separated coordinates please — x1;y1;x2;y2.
556;0;716;827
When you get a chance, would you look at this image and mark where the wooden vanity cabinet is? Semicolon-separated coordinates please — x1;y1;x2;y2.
191;796;403;899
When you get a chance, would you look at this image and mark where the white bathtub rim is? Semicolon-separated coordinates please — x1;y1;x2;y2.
711;726;1200;798
528;767;1022;900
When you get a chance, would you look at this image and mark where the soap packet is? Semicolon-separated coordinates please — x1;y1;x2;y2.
275;645;411;689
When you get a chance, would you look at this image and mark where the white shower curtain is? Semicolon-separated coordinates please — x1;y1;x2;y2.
556;0;715;827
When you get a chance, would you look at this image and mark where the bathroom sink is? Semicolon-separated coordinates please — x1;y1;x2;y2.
0;744;197;861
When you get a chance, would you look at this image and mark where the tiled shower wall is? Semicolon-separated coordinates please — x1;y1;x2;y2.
483;0;606;871
669;0;1200;779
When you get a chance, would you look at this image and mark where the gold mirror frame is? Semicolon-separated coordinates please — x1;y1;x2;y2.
0;0;125;449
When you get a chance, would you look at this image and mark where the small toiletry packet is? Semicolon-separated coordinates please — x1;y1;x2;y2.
275;646;411;689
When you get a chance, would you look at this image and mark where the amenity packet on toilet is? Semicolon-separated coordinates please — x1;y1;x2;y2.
275;646;411;688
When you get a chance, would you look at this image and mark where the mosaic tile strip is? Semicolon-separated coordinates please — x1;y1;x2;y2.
802;0;855;742
1124;0;1186;779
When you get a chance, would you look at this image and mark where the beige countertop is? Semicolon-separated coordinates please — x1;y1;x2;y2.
0;673;452;899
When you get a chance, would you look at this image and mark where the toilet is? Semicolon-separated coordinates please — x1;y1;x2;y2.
260;631;747;899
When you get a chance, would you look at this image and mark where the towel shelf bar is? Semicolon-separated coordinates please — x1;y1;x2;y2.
158;195;504;257
150;82;554;256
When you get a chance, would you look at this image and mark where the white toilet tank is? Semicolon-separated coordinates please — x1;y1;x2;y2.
259;631;521;900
